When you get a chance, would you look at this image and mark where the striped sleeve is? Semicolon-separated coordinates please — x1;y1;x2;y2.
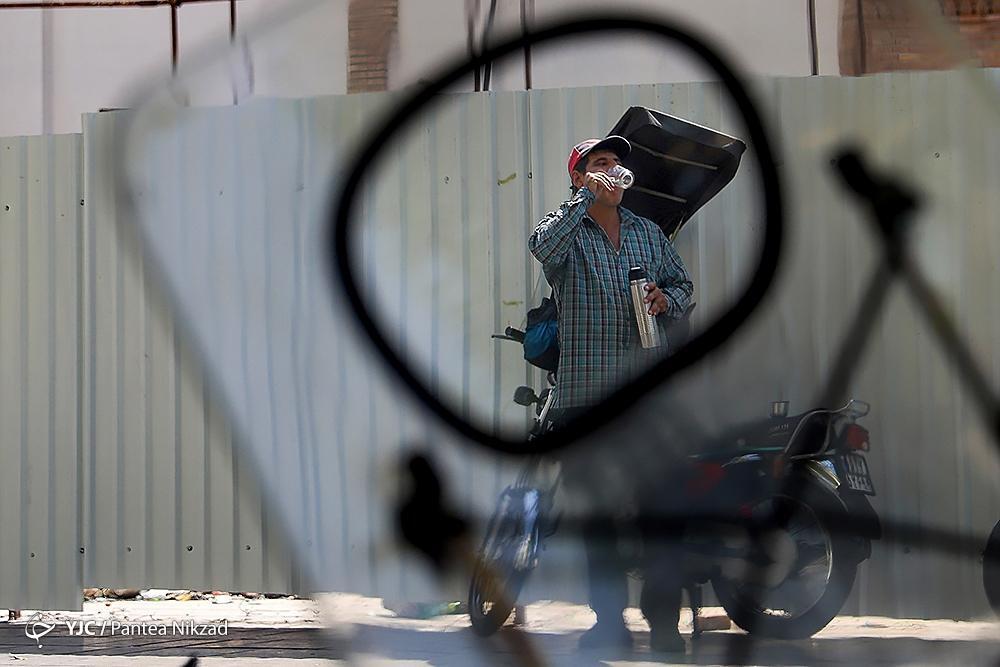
528;187;595;280
657;233;694;318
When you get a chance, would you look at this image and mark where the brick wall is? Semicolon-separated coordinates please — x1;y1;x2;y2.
348;0;399;93
840;0;1000;75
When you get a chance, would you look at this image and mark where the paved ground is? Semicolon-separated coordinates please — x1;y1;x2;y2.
1;595;999;665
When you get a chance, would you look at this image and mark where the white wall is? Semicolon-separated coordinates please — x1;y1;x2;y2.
0;0;348;137
0;0;840;138
0;9;44;136
392;0;843;91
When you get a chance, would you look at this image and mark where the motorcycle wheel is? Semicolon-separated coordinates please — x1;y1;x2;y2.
712;474;858;639
982;520;1000;616
468;506;533;636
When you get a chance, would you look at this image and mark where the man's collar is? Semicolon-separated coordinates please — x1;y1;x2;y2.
585;206;633;227
583;206;634;227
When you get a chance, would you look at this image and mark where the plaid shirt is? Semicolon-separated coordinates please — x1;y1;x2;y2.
528;187;694;410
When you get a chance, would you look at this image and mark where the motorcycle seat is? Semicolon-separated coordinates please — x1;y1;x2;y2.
704;409;835;457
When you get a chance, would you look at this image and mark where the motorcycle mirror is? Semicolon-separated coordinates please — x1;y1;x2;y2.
844;399;871;418
514;386;539;407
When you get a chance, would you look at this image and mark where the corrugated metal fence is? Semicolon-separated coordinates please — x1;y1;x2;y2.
0;135;82;611
0;132;298;612
82;119;300;599
2;68;999;618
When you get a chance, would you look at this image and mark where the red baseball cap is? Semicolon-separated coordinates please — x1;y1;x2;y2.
567;136;631;176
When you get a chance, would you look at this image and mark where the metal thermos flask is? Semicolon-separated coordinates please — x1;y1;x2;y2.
628;266;661;349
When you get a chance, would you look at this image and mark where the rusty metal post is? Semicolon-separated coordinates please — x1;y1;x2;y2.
170;0;178;74
0;1;165;7
466;0;481;91
520;0;532;89
855;0;867;74
807;0;819;75
0;0;237;6
230;0;237;103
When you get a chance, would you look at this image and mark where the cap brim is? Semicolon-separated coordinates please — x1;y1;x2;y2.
586;135;631;161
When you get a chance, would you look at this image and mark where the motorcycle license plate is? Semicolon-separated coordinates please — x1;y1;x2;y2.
836;453;875;495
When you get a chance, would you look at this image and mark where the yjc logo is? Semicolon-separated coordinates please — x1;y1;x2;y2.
24;612;56;648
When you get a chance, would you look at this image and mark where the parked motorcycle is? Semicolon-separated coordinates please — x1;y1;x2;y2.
468;328;882;639
684;397;881;638
468;326;560;636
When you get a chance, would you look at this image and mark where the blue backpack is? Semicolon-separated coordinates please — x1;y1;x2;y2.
522;293;559;372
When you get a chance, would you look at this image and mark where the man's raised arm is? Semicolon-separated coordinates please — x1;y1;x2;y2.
528;187;595;278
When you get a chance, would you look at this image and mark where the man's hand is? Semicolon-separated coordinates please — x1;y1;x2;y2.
644;283;671;316
584;171;617;195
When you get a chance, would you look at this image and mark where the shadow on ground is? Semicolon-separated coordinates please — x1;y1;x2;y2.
3;622;1000;665
350;624;1000;666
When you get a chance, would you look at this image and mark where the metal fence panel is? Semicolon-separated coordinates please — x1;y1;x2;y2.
80;113;297;596
0;134;83;611
102;69;1000;619
2;68;999;618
